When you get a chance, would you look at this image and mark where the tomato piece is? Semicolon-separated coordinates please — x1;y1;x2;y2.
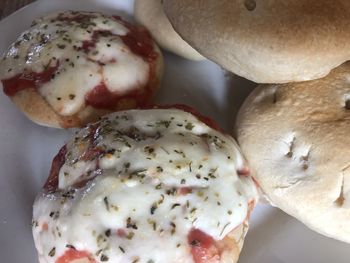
188;228;220;263
56;249;95;263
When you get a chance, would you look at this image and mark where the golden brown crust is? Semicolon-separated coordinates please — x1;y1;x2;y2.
134;0;204;61
164;0;350;83
214;222;249;263
236;62;350;243
12;88;66;128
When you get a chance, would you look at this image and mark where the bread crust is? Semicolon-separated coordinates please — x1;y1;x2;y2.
236;62;350;242
11;88;113;128
164;0;350;83
218;223;248;263
134;0;204;61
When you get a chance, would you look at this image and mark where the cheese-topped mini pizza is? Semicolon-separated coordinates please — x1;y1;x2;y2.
0;11;163;128
32;107;258;263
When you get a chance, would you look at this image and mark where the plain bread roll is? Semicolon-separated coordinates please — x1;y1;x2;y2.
164;0;350;83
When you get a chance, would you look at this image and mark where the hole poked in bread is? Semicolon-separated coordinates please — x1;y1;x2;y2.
285;135;295;158
283;134;311;171
334;174;345;207
252;86;278;105
244;0;256;11
345;99;350;110
272;90;278;104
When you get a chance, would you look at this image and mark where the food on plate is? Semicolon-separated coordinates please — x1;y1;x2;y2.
236;62;350;243
32;107;258;262
0;11;163;128
163;0;350;83
134;0;204;61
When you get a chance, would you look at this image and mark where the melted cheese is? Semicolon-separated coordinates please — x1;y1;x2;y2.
33;109;258;263
0;11;151;116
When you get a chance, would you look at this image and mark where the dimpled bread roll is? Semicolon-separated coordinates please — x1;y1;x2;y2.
134;0;204;60
236;62;350;243
0;11;163;128
163;0;350;83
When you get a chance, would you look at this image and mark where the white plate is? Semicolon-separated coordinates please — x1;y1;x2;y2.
0;0;348;262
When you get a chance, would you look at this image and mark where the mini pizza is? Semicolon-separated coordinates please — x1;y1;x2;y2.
33;107;258;263
0;11;163;128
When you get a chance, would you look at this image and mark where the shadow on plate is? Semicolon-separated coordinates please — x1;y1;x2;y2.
240;204;350;263
156;51;257;134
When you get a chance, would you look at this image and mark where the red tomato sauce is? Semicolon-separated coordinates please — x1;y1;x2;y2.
2;63;59;96
84;15;159;110
177;187;192;195
56;249;95;263
43;122;108;192
116;228;127;238
42;222;48;231
113;16;158;62
85;81;155;110
188;228;220;263
237;166;250;177
44;145;67;193
80;122;106;161
79;30;112;53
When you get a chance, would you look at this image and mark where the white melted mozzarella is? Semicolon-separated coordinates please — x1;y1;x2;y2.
33;109;258;263
0;11;151;116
